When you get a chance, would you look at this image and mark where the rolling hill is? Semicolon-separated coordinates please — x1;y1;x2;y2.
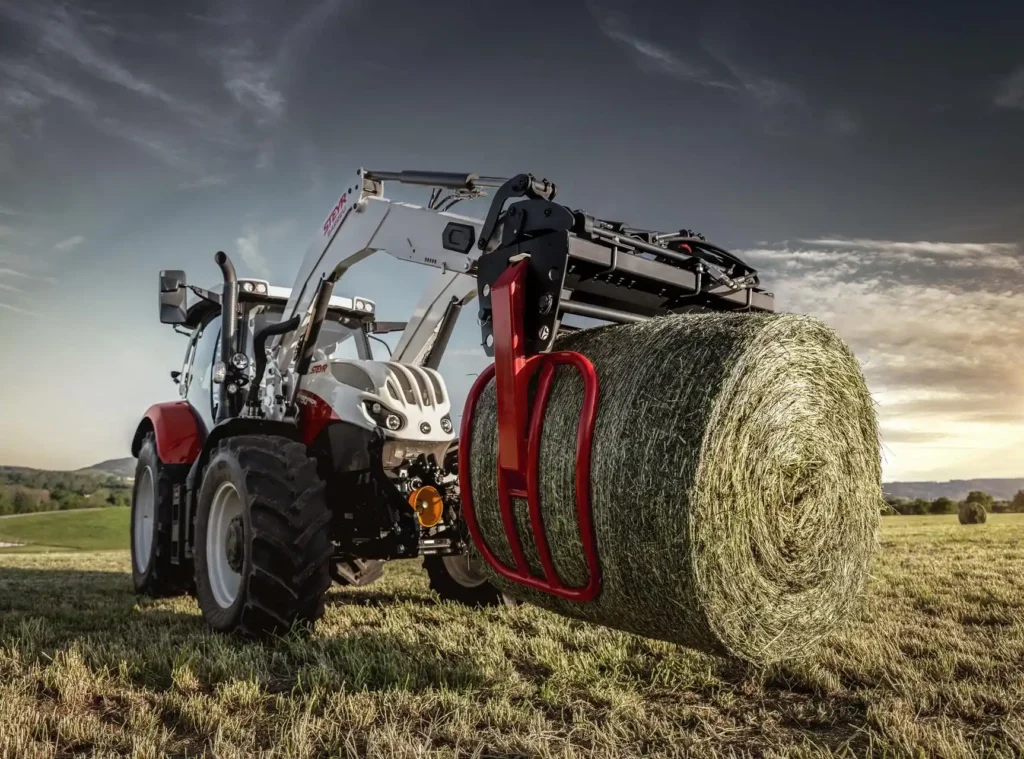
78;458;136;479
883;478;1024;502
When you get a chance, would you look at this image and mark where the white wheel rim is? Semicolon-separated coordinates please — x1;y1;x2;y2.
207;481;244;609
133;466;155;573
443;553;488;588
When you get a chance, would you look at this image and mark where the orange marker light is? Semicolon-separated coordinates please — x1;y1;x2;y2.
408;485;444;528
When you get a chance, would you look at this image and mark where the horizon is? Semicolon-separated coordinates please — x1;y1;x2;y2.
8;456;1024;487
8;456;1024;486
1;0;1022;481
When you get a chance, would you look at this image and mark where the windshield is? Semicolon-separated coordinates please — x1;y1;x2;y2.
315;319;361;360
250;305;368;361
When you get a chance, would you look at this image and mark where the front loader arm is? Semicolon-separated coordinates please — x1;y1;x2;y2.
390;270;477;366
264;166;773;423
265;170;494;420
256;164;775;606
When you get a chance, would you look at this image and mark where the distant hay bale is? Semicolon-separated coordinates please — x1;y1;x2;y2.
466;312;882;665
958;501;987;525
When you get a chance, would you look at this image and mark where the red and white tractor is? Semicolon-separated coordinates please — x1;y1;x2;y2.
130;169;772;636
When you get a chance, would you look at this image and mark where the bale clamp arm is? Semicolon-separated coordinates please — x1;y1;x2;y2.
458;259;602;602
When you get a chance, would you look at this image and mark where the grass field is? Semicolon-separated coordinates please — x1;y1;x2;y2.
0;513;1022;758
0;507;129;552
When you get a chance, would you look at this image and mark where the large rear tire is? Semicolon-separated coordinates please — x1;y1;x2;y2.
131;432;191;598
193;435;333;638
424;553;518;607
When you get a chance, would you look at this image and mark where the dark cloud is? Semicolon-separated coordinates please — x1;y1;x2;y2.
995;65;1024;109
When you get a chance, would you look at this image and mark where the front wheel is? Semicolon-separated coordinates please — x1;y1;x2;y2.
193;435;333;637
424;552;518;607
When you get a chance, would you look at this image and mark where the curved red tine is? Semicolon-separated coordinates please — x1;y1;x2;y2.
458;260;601;602
526;360;563;591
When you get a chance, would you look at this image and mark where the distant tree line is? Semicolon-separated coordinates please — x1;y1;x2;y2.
0;469;131;516
883;489;1024;516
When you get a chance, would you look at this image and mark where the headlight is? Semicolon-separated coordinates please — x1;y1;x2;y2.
212;362;227;383
242;282;254;293
231;353;249;370
255;283;267;294
365;400;404;431
440;416;453;434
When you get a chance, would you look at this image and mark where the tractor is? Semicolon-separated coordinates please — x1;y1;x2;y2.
130;169;771;636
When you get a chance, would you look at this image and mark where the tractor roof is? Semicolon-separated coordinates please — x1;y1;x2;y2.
202;281;376;314
182;279;376;328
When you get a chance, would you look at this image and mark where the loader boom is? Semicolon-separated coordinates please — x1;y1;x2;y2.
264;167;774;428
264;171;490;421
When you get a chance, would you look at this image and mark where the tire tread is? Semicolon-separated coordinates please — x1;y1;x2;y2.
198;435;332;639
133;432;191;598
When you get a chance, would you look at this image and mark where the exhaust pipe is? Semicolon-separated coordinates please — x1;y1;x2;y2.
214;251;238;423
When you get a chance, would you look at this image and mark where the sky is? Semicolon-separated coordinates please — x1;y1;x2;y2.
0;0;1022;482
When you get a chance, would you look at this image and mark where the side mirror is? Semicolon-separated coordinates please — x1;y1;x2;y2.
159;270;188;324
170;370;181;384
370;320;407;335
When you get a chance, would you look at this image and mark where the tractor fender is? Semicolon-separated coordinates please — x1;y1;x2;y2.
184;417;302;493
180;418;302;559
132;402;204;465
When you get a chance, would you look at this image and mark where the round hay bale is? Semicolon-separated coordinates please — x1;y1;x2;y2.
958;501;987;524
466;312;882;665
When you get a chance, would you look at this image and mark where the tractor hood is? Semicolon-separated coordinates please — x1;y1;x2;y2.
300;358;455;446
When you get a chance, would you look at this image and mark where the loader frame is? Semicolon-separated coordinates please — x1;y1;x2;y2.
255;168;774;600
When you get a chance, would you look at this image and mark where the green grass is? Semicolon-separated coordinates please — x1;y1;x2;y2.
0;507;129;552
0;514;1022;758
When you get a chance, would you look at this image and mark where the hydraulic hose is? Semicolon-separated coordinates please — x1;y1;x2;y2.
248;315;300;412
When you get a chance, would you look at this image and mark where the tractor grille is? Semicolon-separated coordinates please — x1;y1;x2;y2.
382;363;445;409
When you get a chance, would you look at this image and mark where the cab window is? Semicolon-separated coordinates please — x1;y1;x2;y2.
251;306;371;361
178;329;201;396
317;320;363;361
187;315;221;433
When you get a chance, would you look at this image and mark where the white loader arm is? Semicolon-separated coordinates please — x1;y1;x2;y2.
390;269;477;365
274;169;498;382
258;167;772;423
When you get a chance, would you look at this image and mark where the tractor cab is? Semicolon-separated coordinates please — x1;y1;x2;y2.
157;268;386;435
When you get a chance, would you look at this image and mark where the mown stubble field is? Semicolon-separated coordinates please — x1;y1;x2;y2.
0;514;1022;758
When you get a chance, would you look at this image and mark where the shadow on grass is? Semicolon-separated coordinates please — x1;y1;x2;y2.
326;587;437;607
0;566;491;696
